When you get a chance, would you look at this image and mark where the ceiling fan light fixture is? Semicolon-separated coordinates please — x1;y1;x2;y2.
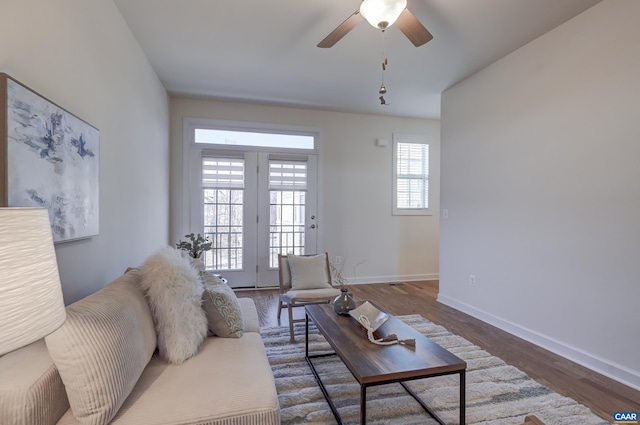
359;0;407;30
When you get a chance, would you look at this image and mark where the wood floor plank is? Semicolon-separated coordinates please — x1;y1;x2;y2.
236;281;640;422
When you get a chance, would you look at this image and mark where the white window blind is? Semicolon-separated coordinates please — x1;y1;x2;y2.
202;157;245;189
269;160;307;190
396;142;429;209
393;134;430;215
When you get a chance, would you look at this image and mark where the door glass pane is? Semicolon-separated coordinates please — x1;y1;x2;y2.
202;157;245;271
269;190;306;267
268;160;307;267
204;188;244;271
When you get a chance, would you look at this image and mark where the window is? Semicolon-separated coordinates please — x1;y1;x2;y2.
393;134;430;215
184;117;321;288
195;128;314;150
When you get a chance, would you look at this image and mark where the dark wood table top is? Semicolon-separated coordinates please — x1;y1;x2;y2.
306;303;466;385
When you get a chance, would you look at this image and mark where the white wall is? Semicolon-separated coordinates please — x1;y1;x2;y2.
170;98;440;283
0;0;170;303
440;0;640;389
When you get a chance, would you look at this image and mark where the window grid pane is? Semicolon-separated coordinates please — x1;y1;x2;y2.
204;188;244;271
269;189;306;268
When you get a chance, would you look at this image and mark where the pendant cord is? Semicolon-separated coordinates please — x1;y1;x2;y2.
379;30;389;105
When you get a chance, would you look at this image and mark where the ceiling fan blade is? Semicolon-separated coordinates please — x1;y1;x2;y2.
317;10;363;48
395;8;433;47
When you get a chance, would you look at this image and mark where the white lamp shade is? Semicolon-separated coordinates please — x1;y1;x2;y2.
0;208;66;355
359;0;407;29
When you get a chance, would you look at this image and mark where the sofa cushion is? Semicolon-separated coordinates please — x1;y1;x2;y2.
283;287;341;303
288;254;332;290
201;272;243;338
45;270;156;425
139;247;208;364
56;333;280;425
0;339;69;425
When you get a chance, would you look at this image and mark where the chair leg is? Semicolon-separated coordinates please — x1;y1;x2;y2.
288;304;295;343
277;300;283;320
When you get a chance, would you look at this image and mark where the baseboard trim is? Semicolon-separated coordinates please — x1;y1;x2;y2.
232;274;439;290
347;273;439;285
437;294;640;391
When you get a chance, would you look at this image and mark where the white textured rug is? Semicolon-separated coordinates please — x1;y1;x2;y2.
261;314;610;425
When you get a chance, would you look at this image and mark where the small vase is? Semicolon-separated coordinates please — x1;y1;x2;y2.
333;288;356;315
191;256;205;271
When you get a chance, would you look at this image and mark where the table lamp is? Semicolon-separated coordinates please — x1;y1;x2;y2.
0;208;66;356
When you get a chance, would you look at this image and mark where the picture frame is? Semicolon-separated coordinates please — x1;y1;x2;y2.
0;73;99;243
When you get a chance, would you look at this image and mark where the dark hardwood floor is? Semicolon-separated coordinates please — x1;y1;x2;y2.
238;281;640;422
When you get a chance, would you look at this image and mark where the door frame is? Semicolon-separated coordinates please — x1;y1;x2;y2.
181;117;324;288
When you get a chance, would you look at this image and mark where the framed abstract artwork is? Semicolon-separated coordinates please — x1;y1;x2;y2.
0;73;99;243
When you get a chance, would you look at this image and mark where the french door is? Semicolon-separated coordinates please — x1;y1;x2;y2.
191;151;317;288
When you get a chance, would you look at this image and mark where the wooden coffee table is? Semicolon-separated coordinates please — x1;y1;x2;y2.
305;303;466;425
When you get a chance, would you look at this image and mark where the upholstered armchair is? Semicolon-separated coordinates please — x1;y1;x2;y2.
277;253;341;342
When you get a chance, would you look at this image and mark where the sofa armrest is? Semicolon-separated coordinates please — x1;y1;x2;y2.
238;298;260;333
0;340;69;425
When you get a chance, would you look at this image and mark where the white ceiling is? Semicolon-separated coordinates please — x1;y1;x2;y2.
114;0;602;119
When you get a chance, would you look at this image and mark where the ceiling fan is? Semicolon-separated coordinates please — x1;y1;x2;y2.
318;0;433;48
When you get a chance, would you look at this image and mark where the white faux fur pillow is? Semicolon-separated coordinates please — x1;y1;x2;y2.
139;247;208;364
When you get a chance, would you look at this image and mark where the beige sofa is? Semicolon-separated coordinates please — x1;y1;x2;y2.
0;269;280;425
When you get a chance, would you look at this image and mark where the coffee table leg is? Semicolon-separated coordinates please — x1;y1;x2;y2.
360;385;366;425
305;314;309;358
460;370;466;425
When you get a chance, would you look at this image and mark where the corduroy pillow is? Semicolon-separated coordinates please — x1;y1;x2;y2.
44;270;156;425
139;247;208;364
